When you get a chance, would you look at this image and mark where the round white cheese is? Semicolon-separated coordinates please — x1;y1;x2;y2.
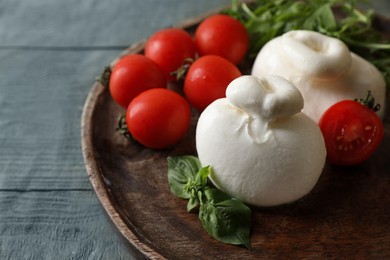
196;75;326;207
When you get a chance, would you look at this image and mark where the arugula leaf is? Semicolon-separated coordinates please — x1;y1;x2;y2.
167;156;252;248
302;3;337;31
167;155;201;199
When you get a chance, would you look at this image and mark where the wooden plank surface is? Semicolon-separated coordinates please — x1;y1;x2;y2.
0;0;229;259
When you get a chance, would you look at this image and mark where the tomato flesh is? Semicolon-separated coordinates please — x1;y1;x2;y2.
319;100;384;166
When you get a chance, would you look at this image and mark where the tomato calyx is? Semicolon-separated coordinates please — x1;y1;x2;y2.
97;66;112;88
116;114;133;140
354;90;381;112
171;58;194;82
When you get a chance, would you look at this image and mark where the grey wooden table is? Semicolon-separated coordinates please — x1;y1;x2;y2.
0;1;229;259
0;1;389;259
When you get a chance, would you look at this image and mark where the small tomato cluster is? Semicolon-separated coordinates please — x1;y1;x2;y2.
106;14;249;149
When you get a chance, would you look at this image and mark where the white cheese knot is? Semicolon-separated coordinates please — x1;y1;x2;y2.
226;74;304;120
196;75;326;207
251;30;386;122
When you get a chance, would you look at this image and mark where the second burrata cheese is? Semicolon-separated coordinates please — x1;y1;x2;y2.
196;75;326;207
251;30;386;122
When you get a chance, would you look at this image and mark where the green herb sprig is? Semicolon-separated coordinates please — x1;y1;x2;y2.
225;0;390;86
167;155;251;249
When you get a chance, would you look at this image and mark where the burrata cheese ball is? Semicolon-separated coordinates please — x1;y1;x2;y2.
251;30;386;122
196;75;326;207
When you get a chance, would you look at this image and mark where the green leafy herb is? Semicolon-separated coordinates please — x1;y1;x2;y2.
168;155;202;199
199;188;252;249
225;0;390;86
167;156;251;249
97;66;111;88
115;114;133;140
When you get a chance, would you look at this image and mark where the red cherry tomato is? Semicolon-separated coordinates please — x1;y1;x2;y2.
109;54;167;108
195;14;249;65
319;100;384;166
126;89;191;149
184;55;241;112
144;28;196;82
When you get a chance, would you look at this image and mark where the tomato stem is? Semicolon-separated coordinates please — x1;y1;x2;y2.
115;114;133;140
171;58;194;82
354;90;381;112
97;66;111;88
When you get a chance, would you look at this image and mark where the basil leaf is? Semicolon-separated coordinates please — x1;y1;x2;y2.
167;156;252;248
195;165;210;188
186;166;211;212
167;155;201;199
187;195;199;212
199;188;251;249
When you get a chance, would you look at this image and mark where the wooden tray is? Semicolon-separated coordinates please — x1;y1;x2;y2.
81;9;390;260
